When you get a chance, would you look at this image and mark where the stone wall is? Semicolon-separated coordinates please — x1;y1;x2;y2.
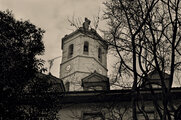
60;32;108;91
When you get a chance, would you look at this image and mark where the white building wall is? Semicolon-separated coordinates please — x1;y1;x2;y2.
60;32;108;91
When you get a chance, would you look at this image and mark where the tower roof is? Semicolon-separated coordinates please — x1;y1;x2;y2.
61;27;108;49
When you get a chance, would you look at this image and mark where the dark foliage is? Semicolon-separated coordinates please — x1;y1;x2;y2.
0;10;45;119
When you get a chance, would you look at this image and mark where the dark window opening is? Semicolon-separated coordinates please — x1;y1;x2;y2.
83;41;89;55
68;44;74;58
65;82;70;91
98;47;102;62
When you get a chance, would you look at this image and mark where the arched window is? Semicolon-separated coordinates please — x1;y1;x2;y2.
65;82;70;91
83;41;89;55
68;44;74;58
98;47;102;62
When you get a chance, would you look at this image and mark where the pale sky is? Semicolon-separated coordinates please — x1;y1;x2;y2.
1;0;179;87
0;0;113;78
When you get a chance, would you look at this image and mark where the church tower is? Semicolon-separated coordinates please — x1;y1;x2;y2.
60;18;108;91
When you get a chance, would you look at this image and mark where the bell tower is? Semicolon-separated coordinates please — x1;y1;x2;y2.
60;18;108;91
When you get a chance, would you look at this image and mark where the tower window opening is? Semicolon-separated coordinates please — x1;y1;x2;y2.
65;82;70;91
83;41;89;55
68;44;74;58
98;47;102;62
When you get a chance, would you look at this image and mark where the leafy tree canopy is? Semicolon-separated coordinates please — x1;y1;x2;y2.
0;10;45;119
0;10;45;91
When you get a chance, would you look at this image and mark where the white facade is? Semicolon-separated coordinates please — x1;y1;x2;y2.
60;31;108;91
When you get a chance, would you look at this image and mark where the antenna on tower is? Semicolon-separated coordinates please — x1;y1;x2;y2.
48;56;61;74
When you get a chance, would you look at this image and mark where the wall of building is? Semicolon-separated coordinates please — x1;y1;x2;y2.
56;99;181;120
60;32;108;91
60;72;90;91
57;102;132;120
61;33;107;67
60;56;107;79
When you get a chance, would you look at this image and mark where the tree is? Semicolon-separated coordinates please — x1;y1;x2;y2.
0;10;45;119
103;0;181;119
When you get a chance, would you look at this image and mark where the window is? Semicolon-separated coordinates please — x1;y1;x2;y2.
98;47;102;62
65;82;70;91
83;41;89;55
68;44;74;58
83;112;104;120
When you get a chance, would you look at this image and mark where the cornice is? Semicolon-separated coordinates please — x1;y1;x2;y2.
60;55;108;71
60;71;90;80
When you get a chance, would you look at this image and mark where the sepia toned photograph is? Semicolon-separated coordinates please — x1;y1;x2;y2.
0;0;181;119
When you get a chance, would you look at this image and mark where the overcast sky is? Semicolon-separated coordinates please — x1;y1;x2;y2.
1;0;181;88
0;0;111;77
